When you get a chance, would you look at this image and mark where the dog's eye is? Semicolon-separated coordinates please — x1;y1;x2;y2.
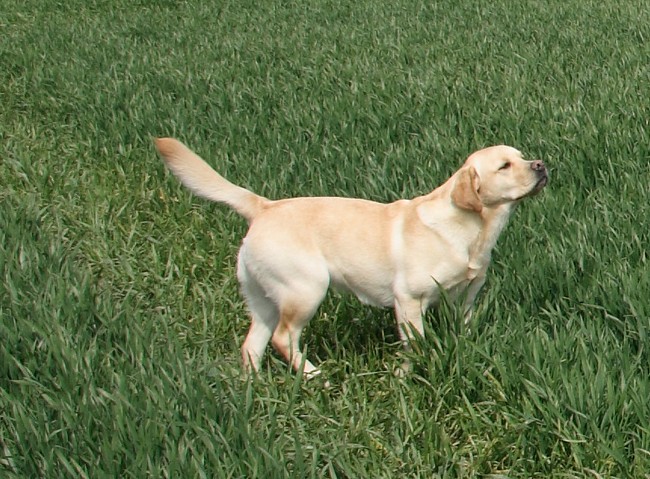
498;162;511;171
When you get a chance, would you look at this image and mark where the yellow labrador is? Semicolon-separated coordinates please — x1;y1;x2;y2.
156;138;547;378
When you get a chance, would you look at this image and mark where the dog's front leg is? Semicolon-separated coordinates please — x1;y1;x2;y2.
393;295;425;376
462;275;486;325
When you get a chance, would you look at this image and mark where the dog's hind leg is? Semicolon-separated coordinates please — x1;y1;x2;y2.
239;268;280;373
238;240;329;378
271;285;327;379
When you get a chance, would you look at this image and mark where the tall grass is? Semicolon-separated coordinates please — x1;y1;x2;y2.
2;0;650;476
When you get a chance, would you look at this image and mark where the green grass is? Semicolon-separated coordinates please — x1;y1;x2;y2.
2;0;650;476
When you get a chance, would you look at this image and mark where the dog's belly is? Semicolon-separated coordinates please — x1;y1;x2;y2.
396;257;474;304
327;254;474;310
329;268;395;308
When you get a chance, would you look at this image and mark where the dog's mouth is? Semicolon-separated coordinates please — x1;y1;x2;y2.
516;173;548;201
532;173;548;193
527;172;548;197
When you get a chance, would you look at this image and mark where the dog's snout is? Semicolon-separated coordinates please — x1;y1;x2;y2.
531;160;545;172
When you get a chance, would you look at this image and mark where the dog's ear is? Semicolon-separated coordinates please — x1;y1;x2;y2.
451;166;482;212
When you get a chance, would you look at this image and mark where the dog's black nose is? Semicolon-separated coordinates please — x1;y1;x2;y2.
531;160;545;172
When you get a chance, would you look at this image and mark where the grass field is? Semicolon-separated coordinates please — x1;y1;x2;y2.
2;0;650;476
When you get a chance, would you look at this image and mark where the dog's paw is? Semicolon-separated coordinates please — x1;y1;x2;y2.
394;360;412;378
304;368;331;389
304;368;321;380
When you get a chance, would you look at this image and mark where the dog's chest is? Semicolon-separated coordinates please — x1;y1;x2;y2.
399;229;490;299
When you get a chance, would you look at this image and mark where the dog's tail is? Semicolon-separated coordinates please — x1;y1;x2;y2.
155;138;268;222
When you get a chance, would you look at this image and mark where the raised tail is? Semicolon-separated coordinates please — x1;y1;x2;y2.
155;138;268;222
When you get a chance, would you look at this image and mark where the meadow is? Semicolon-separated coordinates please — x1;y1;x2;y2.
2;0;650;476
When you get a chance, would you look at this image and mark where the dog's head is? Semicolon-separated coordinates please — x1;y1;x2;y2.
451;145;548;213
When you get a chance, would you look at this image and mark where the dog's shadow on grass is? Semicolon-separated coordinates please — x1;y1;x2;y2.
276;293;469;382
302;295;398;368
292;293;469;377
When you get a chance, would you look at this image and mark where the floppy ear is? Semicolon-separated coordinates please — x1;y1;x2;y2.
451;166;482;212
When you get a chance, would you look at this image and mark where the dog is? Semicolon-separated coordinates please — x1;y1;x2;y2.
155;138;547;378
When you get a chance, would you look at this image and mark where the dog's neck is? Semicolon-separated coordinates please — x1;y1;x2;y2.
414;186;517;277
467;203;516;278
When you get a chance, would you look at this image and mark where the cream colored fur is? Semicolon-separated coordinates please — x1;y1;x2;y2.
156;138;547;378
